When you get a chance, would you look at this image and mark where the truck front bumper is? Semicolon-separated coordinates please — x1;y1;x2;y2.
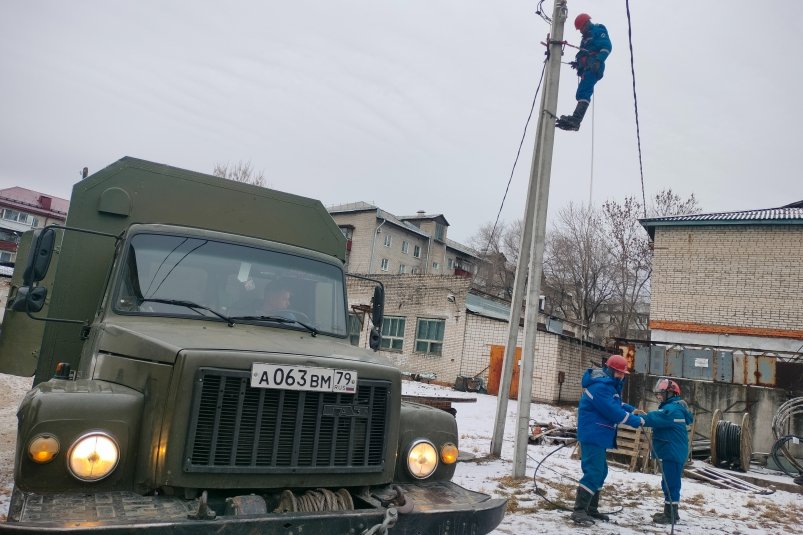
1;481;506;534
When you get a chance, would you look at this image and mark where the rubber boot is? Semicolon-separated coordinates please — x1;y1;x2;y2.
570;487;595;526
556;101;590;131
587;491;610;522
653;503;680;524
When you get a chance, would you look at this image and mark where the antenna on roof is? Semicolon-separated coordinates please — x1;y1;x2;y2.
81;167;88;179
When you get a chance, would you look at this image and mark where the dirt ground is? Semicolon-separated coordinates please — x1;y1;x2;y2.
0;373;33;521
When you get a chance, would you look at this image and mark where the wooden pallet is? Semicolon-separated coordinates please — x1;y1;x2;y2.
570;424;651;473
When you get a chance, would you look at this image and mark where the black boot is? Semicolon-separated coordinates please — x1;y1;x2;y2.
556;101;590;131
653;503;680;524
570;486;595;526
587;491;610;522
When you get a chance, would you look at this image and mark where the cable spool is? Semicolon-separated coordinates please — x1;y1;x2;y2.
710;411;751;471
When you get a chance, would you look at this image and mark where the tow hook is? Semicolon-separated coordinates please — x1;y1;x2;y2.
187;490;217;520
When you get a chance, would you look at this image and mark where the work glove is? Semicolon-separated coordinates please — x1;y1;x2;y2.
569;60;579;71
639;417;646;427
633;409;646;415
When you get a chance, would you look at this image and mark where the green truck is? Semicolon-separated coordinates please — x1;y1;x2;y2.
0;158;505;534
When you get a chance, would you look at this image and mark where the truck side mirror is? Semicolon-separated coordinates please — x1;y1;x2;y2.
369;285;384;351
10;286;48;313
23;228;56;285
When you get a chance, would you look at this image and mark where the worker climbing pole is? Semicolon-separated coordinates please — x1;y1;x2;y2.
556;13;612;131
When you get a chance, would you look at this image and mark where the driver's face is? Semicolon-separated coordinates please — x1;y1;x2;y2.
264;290;291;311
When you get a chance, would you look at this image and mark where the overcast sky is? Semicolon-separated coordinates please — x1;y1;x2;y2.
1;1;800;244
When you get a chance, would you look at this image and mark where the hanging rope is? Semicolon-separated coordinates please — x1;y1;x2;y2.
624;0;647;217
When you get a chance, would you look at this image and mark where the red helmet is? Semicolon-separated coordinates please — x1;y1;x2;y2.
654;378;681;396
605;354;629;374
574;13;591;31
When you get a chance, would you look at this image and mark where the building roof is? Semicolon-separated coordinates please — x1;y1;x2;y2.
398;212;450;226
466;292;511;321
328;202;481;255
0;187;69;216
640;201;803;239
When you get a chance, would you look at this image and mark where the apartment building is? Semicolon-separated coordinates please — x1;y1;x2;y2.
0;187;69;264
327;202;482;278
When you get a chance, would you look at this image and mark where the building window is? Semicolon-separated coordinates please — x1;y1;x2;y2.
381;316;406;351
447;258;453;269
432;261;439;270
2;209;38;227
398;264;406;274
347;312;362;346
435;223;445;241
401;240;409;254
415;318;445;355
383;234;392;247
380;258;389;271
339;226;354;239
413;245;421;258
0;251;11;262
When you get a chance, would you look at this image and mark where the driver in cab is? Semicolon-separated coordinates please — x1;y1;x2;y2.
260;281;292;316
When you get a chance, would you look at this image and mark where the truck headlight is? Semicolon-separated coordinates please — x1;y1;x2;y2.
67;432;120;482
406;439;438;479
28;434;60;464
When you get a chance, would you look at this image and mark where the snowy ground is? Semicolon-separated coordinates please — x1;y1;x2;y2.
402;381;802;535
0;373;800;533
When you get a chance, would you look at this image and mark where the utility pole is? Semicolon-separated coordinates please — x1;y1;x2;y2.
488;0;568;478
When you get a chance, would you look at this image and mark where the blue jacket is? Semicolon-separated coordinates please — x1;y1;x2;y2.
577;367;641;449
576;22;611;75
643;396;694;464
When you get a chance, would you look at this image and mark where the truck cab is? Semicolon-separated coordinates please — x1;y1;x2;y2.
0;158;505;534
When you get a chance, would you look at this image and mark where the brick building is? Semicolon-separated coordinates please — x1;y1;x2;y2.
327;202;483;278
346;274;607;403
641;201;803;353
0;187;69;264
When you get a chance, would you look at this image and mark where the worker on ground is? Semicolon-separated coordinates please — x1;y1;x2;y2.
638;379;694;524
572;354;644;526
556;13;611;131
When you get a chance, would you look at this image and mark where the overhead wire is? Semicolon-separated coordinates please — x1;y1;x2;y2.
625;0;648;218
482;59;547;256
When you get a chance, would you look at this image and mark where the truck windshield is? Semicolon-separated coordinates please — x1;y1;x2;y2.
114;233;348;337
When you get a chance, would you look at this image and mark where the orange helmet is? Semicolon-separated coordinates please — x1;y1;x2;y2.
575;13;591;31
654;378;681;396
605;354;629;374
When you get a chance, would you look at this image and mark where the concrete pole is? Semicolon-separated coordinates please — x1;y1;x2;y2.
512;0;568;478
490;0;569;459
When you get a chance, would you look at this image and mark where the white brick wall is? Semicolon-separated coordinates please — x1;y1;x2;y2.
348;274;607;403
651;225;803;331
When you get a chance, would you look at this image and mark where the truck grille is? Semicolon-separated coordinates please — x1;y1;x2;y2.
184;368;390;474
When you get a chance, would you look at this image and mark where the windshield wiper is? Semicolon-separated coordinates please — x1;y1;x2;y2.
229;314;318;337
139;298;235;327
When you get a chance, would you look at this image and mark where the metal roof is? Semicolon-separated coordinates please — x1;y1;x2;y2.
466;293;511;321
640;203;803;239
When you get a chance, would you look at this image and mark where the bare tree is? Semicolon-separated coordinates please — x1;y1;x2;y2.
468;221;518;297
649;188;700;217
212;160;266;187
543;203;614;339
602;196;653;339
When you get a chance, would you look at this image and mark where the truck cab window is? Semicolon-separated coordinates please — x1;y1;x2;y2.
115;233;348;337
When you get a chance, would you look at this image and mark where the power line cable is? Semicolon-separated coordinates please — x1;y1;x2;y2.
483;60;547;256
625;0;648;218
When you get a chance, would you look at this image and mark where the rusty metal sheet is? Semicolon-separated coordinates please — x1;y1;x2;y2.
713;351;733;383
665;348;683;378
733;352;748;385
650;346;666;375
635;346;650;374
754;354;776;386
683;349;713;380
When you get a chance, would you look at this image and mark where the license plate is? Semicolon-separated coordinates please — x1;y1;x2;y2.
251;363;358;393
